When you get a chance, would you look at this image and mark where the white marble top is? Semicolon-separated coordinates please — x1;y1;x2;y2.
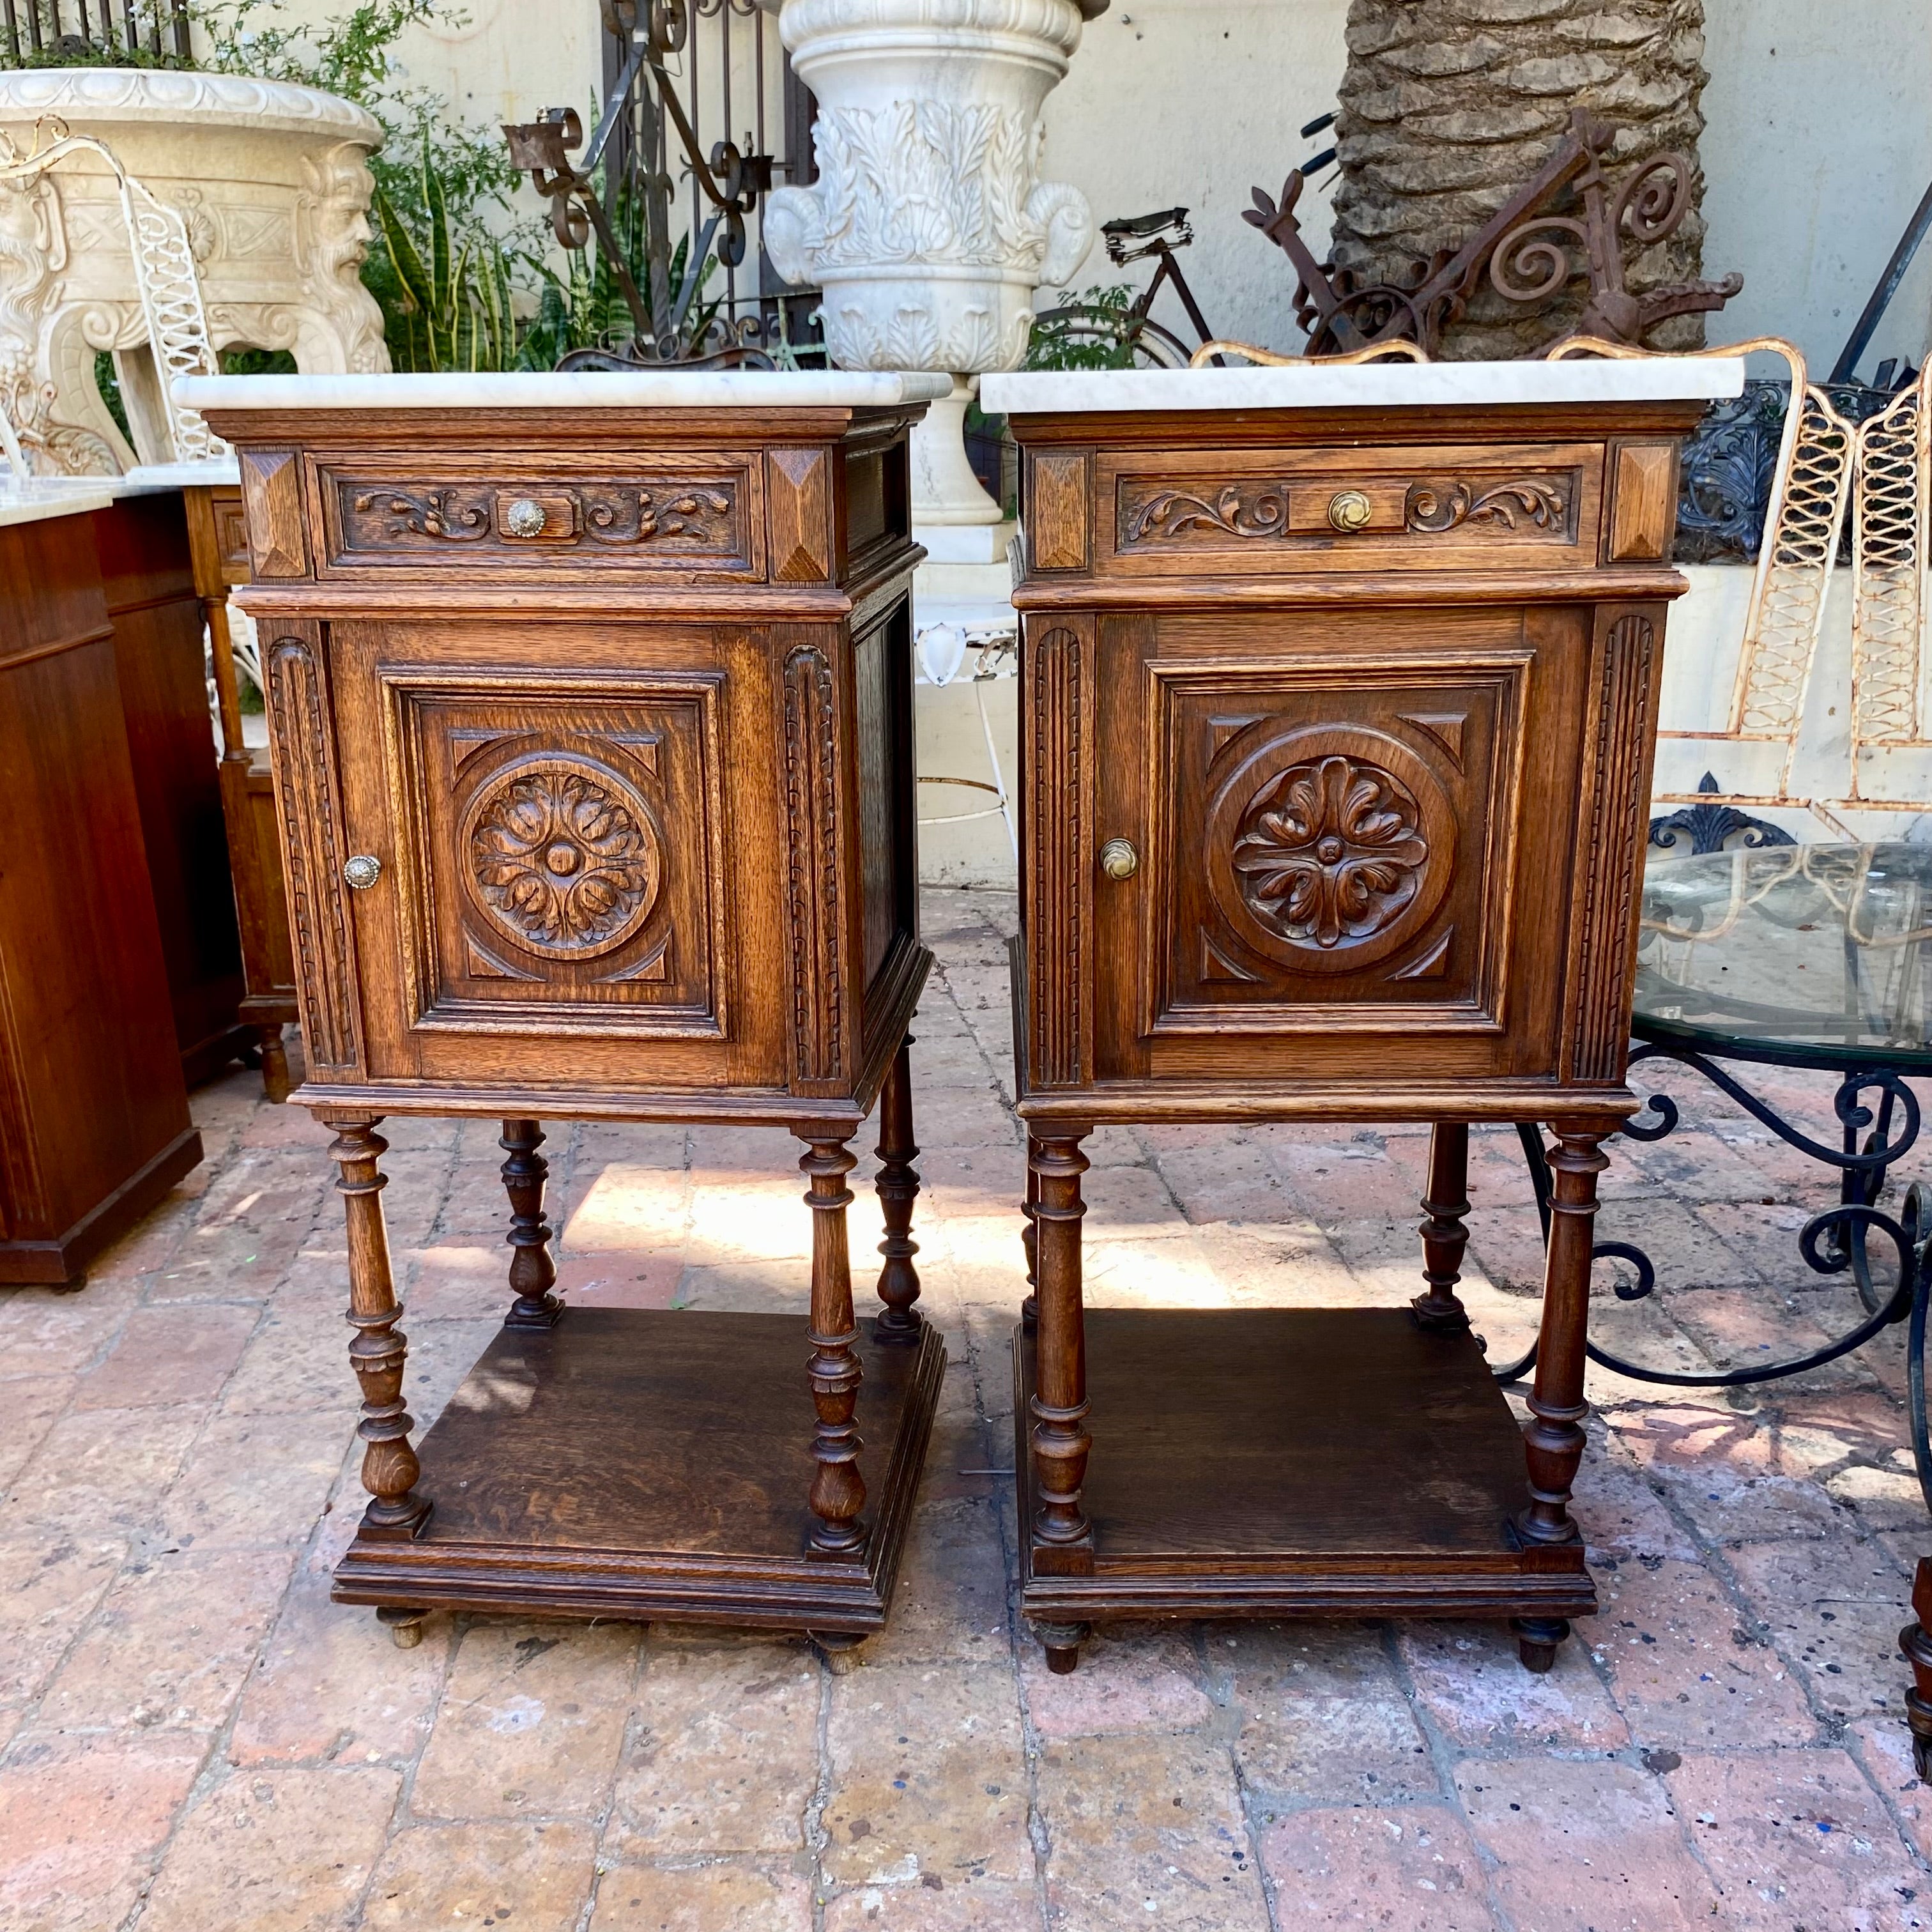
176;371;956;413
121;459;241;490
0;482;119;529
981;358;1745;415
0;459;240;528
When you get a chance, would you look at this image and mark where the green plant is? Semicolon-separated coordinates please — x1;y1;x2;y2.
516;202;723;371
370;129;516;372
1025;284;1142;371
196;1;531;369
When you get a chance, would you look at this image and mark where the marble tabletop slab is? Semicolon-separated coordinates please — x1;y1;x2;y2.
981;358;1745;415
176;370;956;413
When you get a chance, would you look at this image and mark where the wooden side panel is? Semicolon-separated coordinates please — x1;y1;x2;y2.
262;624;365;1078
0;514;192;1248
1025;619;1096;1087
94;494;246;1076
853;598;916;993
240;448;309;578
1564;606;1664;1085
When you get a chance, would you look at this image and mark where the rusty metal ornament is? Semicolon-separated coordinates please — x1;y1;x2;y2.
1246;107;1742;360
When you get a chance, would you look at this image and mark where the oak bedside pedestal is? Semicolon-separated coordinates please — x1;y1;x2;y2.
188;369;951;1647
981;355;1743;1676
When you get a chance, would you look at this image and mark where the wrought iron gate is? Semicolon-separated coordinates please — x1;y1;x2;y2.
507;0;822;369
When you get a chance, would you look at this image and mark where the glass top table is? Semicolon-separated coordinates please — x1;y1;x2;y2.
1634;842;1932;1069
1502;842;1931;1517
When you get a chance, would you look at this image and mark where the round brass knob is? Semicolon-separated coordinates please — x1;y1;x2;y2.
502;497;548;538
342;854;382;889
1099;838;1138;881
1327;489;1374;533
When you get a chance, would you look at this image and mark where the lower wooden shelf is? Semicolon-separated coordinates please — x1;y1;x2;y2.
334;1307;946;1632
1014;1307;1595;1625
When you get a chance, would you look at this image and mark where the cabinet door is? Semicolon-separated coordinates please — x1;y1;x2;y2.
326;618;786;1094
1087;604;1595;1088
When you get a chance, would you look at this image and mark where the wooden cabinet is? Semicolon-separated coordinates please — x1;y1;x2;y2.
97;490;251;1089
186;481;298;1101
986;361;1738;1676
195;373;947;1643
0;502;201;1285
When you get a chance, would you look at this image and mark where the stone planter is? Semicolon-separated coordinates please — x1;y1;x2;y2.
765;0;1105;526
0;68;388;475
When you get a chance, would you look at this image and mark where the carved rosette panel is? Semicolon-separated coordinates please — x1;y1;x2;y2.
1028;627;1087;1084
1206;724;1455;976
1570;614;1659;1082
461;756;661;962
1229;755;1430;950
783;646;845;1085
262;634;362;1073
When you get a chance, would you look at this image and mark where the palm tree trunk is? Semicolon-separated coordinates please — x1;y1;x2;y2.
1330;0;1712;357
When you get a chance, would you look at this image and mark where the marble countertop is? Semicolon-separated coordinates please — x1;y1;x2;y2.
981;358;1745;415
0;457;238;528
176;371;956;413
0;482;119;529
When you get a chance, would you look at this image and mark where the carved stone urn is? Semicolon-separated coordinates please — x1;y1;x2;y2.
765;0;1106;531
0;68;388;475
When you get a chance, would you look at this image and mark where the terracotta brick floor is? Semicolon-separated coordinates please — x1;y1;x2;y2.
2;888;1929;1930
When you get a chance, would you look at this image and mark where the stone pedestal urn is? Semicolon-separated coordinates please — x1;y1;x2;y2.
0;69;388;475
765;0;1105;526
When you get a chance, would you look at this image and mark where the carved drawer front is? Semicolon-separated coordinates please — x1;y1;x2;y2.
315;460;759;577
1085;610;1595;1087
1094;442;1602;574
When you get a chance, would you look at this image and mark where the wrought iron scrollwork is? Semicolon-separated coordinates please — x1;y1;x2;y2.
1492;1052;1932;1516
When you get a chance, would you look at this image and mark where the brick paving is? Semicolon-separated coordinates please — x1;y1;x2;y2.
1;887;1929;1930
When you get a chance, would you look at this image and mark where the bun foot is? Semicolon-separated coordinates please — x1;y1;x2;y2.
1033;1618;1089;1675
1513;1616;1569;1674
810;1630;868;1675
376;1606;428;1650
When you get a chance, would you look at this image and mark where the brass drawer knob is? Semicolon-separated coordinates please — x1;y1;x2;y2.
1100;838;1138;881
342;854;382;889
1327;489;1374;533
502;497;548;539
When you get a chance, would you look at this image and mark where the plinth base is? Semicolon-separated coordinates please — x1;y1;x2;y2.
1015;1308;1594;1625
334;1307;945;1632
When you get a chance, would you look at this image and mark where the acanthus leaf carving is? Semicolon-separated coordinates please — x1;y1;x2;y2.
263;634;362;1073
1404;477;1569;534
1570;614;1657;1080
782;646;845;1084
1127;484;1289;544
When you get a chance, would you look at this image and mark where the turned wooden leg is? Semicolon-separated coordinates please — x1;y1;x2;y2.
1903;1558;1932;1783
500;1118;562;1329
801;1134;867;1556
1030;1131;1093;1560
256;1024;291;1105
1020;1135;1041;1333
1413;1122;1473;1332
873;1037;923;1340
1513;1124;1608;1671
325;1115;430;1539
